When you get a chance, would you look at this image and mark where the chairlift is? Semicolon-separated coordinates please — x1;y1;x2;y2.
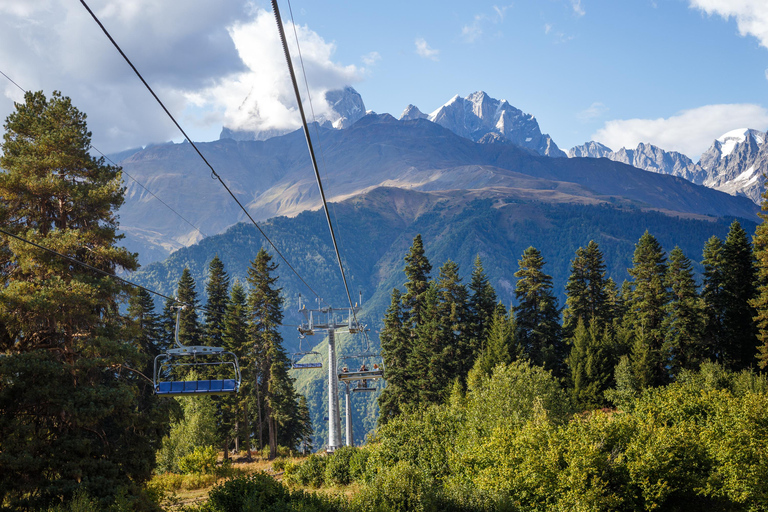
337;352;384;386
153;305;241;397
290;333;323;370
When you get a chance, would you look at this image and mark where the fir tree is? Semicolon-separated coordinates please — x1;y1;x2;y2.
378;288;411;424
409;283;453;405
513;247;565;377
204;255;230;347
663;246;705;377
721;220;757;370
220;281;248;457
702;235;727;363
563;240;609;337
568;318;613;409
626;231;668;388
177;268;201;345
402;234;432;331
467;255;498;358
435;259;470;381
752;189;768;369
247;248;306;458
475;302;518;377
0;91;160;507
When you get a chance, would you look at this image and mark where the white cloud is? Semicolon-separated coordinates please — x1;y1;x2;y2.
577;102;608;121
689;0;768;49
592;104;768;158
544;23;553;34
415;38;439;60
462;15;484;43
362;51;381;66
0;1;362;152
571;0;585;17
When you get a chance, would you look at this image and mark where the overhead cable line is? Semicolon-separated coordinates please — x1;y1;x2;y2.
0;69;209;241
272;0;357;315
78;0;326;305
0;226;210;313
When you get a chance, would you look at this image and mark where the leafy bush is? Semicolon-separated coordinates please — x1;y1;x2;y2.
349;447;371;483
325;446;357;486
283;454;327;488
179;445;218;475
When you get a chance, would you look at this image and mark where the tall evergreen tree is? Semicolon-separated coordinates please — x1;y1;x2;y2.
702;235;727;363
402;234;432;331
567;318;613;410
663;246;705;378
467;255;498;358
563;240;609;337
626;231;668;388
475;302;519;377
204;255;230;347
378;288;411;424
721;220;757;370
176;268;201;345
513;247;565;377
247;249;306;458
0;91;161;507
752;189;768;369
435;260;471;380
220;281;248;457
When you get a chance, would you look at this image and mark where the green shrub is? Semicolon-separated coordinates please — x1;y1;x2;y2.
284;454;327;488
178;445;218;475
206;473;290;512
325;446;357;486
271;457;287;472
349;447;371;483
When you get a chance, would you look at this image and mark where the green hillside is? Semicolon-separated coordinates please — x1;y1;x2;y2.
132;186;755;448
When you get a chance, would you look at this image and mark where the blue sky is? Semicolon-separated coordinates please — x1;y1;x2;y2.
0;0;766;159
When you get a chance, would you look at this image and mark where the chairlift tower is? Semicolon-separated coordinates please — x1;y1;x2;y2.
298;295;365;452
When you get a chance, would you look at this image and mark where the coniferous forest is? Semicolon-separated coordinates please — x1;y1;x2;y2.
5;93;768;511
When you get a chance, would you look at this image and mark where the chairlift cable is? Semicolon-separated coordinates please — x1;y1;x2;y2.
78;0;327;306
272;0;360;323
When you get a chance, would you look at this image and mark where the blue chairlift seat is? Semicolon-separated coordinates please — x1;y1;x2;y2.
156;379;238;397
292;361;323;369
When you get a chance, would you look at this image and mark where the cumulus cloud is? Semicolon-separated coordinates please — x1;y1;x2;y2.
415;38;439;60
689;0;768;49
592;104;768;158
0;1;362;152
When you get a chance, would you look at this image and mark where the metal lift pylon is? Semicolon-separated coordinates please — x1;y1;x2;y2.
298;295;365;452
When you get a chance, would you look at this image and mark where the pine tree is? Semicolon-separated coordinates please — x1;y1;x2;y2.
752;188;768;369
702;235;727;363
626;231;668;388
568;318;613;409
513;247;565;377
402;234;432;331
204;255;230;347
563;240;609;337
467;255;498;359
722;220;757;370
378;288;411;424
663;246;705;377
0;91;160;507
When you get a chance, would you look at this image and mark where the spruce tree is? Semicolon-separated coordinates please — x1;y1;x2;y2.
752;189;768;369
722;220;757;370
220;281;247;457
176;268;201;345
247;248;304;458
702;235;727;363
402;234;432;331
378;288;411;424
513;247;565;377
204;255;230;347
626;231;668;388
663;246;705;377
475;302;518;377
567;318;613;409
467;255;498;358
563;240;609;337
0;91;160;507
435;260;470;381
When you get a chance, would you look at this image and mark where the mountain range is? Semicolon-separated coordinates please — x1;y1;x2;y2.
114;90;760;264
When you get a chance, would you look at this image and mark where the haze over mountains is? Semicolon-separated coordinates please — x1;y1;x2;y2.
114;88;762;264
